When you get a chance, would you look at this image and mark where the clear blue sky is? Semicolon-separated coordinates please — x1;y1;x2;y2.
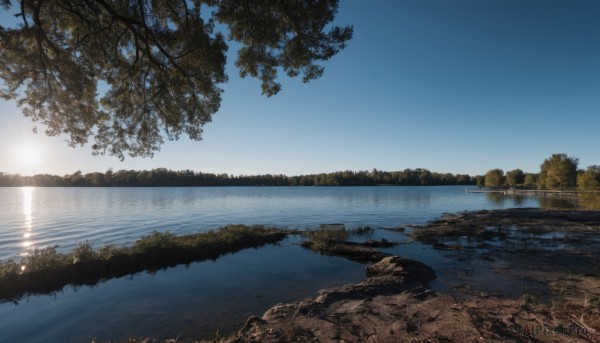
1;0;599;176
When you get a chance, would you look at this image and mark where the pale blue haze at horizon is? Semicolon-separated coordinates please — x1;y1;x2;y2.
0;0;598;177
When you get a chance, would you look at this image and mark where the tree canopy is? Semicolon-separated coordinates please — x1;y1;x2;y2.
0;168;477;187
538;153;579;190
0;0;353;159
523;173;536;188
484;169;504;188
577;165;600;190
505;168;524;187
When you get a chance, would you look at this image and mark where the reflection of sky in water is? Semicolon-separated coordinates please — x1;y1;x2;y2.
0;236;365;342
0;186;572;261
0;186;584;341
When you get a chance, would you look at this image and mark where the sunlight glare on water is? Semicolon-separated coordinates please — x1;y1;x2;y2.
21;187;33;252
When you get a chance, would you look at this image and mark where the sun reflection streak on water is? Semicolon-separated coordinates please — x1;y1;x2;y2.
22;187;34;255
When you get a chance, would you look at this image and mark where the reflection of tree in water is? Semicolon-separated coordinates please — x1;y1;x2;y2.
486;193;507;206
400;189;432;208
537;197;578;209
512;195;525;206
486;193;581;209
579;193;600;210
369;188;433;208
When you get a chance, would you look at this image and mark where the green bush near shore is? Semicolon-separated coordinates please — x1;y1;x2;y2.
0;225;287;302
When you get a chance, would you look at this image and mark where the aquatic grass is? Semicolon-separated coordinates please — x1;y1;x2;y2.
302;229;349;250
131;231;178;254
0;260;20;279
299;229;391;263
23;246;71;273
72;242;97;263
0;225;287;303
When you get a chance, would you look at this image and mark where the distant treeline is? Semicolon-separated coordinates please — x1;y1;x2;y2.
0;168;477;187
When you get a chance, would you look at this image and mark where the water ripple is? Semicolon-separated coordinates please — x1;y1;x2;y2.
0;186;544;261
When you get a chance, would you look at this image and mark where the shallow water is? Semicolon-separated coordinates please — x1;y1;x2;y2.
0;186;572;341
0;235;365;342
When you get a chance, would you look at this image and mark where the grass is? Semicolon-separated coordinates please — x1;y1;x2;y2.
0;225;287;302
302;229;349;250
300;228;391;263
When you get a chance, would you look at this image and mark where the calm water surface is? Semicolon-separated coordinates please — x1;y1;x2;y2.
0;186;573;341
0;186;561;261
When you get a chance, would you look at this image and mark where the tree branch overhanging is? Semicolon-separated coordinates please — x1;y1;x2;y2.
0;0;352;159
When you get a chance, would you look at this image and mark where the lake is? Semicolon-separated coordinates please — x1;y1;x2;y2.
0;186;574;341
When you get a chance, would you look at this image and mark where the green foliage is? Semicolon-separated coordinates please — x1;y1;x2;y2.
538;154;579;190
304;229;348;250
0;225;286;301
132;231;178;254
96;244;121;261
523;173;537;188
0;259;20;278
0;168;478;187
217;224;266;239
23;246;70;273
72;242;97;263
9;226;280;272
212;0;353;96
505;169;525;187
577;165;600;190
484;169;504;188
476;175;485;187
0;1;352;159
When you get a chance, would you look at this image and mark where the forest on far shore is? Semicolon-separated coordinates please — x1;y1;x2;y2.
481;154;600;191
0;168;476;187
2;154;598;190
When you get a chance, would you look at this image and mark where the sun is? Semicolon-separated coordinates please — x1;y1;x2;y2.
15;143;42;168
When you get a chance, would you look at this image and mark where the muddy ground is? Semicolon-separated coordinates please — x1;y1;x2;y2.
221;208;600;343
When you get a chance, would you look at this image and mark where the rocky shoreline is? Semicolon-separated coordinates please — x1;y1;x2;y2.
225;256;440;342
217;208;600;343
